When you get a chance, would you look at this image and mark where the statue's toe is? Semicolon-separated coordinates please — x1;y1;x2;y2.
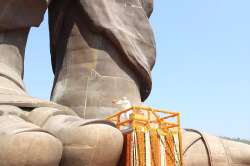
63;124;123;166
183;129;250;166
222;138;250;166
43;115;124;166
4;132;62;166
0;115;63;166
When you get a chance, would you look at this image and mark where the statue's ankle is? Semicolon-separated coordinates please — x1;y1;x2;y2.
0;29;30;95
52;74;141;119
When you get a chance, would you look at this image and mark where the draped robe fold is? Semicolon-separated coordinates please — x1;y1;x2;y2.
49;0;156;101
0;0;50;31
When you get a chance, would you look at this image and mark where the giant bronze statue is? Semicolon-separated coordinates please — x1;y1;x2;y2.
0;0;249;165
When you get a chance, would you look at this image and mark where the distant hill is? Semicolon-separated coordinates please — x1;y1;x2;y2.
221;137;250;145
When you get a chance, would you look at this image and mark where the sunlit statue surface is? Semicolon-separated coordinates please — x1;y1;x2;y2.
0;0;249;165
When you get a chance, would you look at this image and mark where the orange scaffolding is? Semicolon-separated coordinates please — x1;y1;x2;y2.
106;106;183;166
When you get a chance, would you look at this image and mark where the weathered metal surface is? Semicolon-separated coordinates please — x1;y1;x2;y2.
183;129;250;166
0;0;48;31
0;19;123;165
49;0;156;118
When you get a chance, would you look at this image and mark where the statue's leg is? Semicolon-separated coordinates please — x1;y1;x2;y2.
50;23;141;118
49;0;156;119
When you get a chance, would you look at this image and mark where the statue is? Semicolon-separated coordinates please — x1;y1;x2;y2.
0;0;249;166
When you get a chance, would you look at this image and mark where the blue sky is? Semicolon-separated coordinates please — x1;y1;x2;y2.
24;0;250;139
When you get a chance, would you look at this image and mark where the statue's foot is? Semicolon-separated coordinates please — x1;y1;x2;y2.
28;107;124;166
0;105;63;166
220;138;250;166
183;129;250;166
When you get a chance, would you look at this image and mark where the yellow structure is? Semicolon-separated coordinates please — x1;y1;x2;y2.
106;106;183;166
